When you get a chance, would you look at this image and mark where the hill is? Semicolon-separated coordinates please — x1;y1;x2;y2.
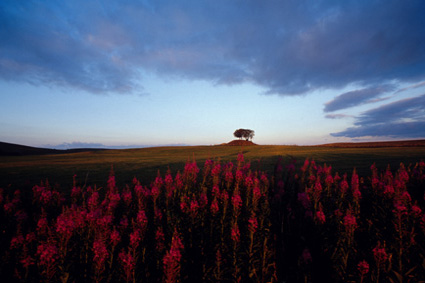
0;141;107;156
225;140;257;146
317;139;425;148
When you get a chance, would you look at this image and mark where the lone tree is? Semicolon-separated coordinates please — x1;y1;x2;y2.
233;129;255;141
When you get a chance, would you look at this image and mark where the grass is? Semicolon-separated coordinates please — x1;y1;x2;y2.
1;145;425;191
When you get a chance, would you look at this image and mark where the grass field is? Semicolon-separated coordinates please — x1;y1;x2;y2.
1;144;425;191
2;142;425;282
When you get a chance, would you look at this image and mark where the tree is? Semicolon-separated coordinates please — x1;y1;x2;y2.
233;129;255;141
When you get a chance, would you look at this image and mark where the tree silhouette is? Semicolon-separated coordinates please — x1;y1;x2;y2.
233;129;255;141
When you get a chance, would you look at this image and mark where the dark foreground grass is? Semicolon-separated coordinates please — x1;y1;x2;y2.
1;145;425;191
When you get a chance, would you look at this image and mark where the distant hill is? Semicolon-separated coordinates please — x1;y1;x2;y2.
0;141;107;156
317;139;425;148
225;140;257;146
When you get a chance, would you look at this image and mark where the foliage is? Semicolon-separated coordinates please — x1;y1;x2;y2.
1;154;425;282
233;129;255;141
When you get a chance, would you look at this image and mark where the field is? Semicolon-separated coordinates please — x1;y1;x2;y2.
1;142;425;282
2;142;425;190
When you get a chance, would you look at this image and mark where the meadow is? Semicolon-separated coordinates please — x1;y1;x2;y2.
1;143;425;282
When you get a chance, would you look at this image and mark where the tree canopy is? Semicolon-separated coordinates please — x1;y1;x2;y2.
233;129;255;141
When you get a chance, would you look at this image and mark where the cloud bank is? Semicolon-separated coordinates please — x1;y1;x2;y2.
331;94;425;138
1;0;425;96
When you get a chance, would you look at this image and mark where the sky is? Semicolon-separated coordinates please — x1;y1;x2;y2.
1;0;425;149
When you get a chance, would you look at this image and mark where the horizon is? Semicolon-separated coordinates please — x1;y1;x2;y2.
1;1;425;148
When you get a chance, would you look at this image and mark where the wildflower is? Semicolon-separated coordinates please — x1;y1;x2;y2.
119;250;136;282
155;227;165;252
130;229;142;250
212;185;220;197
316;209;326;224
235;170;243;183
110;229;121;247
383;185;395;198
373;243;388;265
37;242;58;267
88;191;99;210
231;191;242;214
343;211;357;232
136;210;148;230
122;189;132;206
163;230;184;283
211;163;221;177
189;199;199;218
199;192;208;208
301;159;309;173
210;198;219;215
231;223;240;243
93;239;108;268
301;248;312;264
297;192;310;209
225;170;233;185
411;204;422;218
248;214;258;234
37;217;49;235
237;152;244;163
10;235;25;249
56;213;75;238
357;260;369;275
20;256;35;268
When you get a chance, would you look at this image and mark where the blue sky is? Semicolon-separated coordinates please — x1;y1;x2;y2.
1;0;425;148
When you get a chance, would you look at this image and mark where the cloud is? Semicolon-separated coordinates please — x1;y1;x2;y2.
1;0;425;95
47;142;107;150
324;85;394;112
331;94;425;138
325;114;352;119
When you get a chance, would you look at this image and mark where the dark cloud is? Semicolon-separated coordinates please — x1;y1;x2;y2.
324;85;394;112
1;0;425;95
331;94;425;138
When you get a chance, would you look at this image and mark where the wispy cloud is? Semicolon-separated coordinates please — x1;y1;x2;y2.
324;85;394;112
325;114;352;119
1;0;425;96
331;94;425;138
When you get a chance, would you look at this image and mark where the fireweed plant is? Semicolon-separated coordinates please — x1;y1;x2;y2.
1;154;425;282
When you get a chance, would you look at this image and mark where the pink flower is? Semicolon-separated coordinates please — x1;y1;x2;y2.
119;250;136;282
110;230;121;247
56;213;75;238
357;260;369;275
130;229;142;249
297;192;310;209
93;239;108;268
343;212;357;232
301;159;309;173
37;217;49;235
373;243;388;265
20;256;35;268
122;189;132;206
231;223;240;243
37;242;58;267
189;199;199;218
210;198;219;215
248;215;258;234
10;235;25;249
163;231;184;283
301;248;312;264
411;205;422;218
155;227;165;252
316;209;326;224
231;191;242;214
136;210;148;230
237;153;244;163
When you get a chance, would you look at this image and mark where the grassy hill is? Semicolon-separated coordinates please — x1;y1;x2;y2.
1;140;425;190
